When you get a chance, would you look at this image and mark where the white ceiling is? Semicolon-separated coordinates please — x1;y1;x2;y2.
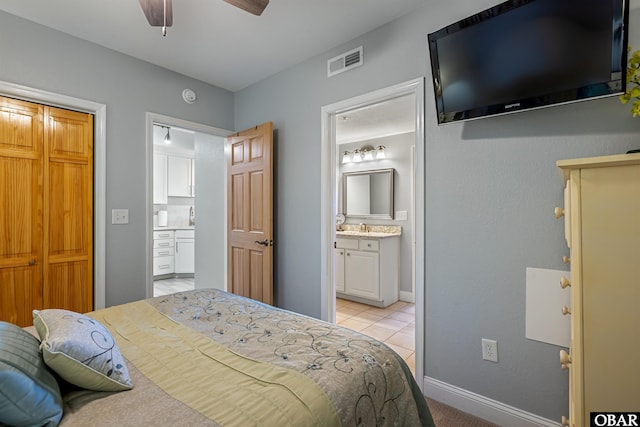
0;0;427;92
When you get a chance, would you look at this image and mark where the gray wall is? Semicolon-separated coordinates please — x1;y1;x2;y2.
233;2;640;422
339;133;414;295
0;11;234;307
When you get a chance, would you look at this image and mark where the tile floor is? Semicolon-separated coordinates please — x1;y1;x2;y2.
153;277;195;297
336;298;416;373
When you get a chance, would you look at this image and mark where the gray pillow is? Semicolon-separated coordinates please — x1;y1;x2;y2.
0;321;63;427
33;309;133;392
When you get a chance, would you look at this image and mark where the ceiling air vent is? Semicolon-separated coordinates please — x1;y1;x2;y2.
327;46;363;77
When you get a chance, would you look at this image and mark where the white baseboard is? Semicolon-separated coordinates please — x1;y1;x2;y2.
423;377;561;427
399;290;414;303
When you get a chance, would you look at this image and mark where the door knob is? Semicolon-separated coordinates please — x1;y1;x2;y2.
254;239;269;247
28;259;37;266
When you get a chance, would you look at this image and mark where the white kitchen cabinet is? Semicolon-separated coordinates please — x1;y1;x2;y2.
335;235;399;307
153;230;174;276
153;153;168;204
556;154;640;427
174;229;195;274
168;155;195;197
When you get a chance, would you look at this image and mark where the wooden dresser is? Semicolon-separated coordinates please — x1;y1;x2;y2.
556;153;640;427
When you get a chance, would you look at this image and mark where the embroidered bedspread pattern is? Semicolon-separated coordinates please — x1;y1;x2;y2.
148;289;431;427
90;300;340;427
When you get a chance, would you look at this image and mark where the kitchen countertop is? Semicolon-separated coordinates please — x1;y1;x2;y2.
154;226;195;231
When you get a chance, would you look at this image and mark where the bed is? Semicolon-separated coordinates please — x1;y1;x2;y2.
0;288;434;426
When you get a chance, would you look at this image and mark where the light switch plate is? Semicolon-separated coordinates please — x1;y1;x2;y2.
396;210;408;221
112;209;129;225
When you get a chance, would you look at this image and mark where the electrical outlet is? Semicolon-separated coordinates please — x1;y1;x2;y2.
482;338;498;363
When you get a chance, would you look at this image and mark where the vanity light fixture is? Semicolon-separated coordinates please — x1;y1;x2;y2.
341;145;387;164
342;151;351;164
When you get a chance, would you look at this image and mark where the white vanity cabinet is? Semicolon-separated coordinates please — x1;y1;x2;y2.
335;235;399;307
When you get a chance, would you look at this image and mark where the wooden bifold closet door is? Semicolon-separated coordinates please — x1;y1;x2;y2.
0;96;93;327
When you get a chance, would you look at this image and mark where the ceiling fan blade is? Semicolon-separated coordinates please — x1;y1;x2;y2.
222;0;269;16
139;0;173;27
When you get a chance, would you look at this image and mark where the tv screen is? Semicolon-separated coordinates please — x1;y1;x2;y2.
428;0;629;124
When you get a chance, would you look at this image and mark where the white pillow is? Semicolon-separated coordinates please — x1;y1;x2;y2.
33;309;133;392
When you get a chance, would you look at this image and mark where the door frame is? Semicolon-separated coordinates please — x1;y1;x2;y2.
0;80;107;310
320;78;425;388
144;112;232;297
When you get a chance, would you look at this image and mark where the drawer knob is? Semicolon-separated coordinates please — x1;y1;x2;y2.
562;306;571;316
554;207;565;219
559;350;572;369
560;277;571;289
561;415;570;426
562;255;570;264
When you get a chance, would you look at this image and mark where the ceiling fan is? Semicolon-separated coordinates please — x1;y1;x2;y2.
139;0;269;36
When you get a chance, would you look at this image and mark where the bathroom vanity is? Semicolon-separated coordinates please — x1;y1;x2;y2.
335;226;400;307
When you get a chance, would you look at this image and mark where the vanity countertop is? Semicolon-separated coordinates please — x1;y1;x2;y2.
336;224;401;238
336;230;401;238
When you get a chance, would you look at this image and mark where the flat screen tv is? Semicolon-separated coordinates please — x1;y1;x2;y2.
428;0;629;124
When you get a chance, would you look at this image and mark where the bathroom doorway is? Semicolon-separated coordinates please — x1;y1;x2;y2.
320;78;425;387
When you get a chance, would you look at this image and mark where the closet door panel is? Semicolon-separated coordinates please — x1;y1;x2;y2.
44;107;93;313
0;98;43;326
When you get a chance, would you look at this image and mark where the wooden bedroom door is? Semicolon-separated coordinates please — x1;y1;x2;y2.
0;96;93;327
227;122;273;305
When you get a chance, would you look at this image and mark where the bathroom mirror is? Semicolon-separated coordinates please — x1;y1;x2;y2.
342;168;394;219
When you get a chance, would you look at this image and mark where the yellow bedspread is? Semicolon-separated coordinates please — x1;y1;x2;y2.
90;300;340;427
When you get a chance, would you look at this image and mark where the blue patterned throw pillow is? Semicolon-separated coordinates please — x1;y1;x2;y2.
33;309;133;392
0;321;63;427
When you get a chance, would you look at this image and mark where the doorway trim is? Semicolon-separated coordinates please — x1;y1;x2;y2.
144;112;232;297
0;80;107;310
320;77;425;388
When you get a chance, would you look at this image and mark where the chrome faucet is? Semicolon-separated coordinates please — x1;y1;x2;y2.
359;223;366;232
189;206;195;226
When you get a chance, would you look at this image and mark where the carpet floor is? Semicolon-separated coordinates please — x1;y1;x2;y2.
427;398;500;427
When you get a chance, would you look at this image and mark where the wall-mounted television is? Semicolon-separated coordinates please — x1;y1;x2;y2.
428;0;629;125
